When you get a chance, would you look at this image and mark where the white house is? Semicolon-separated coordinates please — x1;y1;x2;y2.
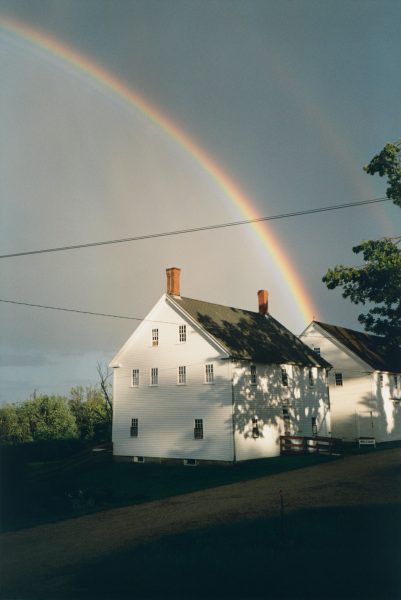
300;321;401;443
110;268;331;464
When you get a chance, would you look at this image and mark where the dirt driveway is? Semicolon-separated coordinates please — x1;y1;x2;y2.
1;448;400;598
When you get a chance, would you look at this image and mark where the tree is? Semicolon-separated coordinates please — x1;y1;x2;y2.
363;141;401;209
68;365;112;442
18;394;78;441
69;383;111;441
0;394;78;444
0;403;28;444
323;141;401;349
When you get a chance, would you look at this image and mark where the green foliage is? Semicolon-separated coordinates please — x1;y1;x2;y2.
364;141;401;207
20;394;79;441
323;239;401;346
69;385;112;442
323;141;401;348
0;394;78;445
0;404;29;444
0;366;113;446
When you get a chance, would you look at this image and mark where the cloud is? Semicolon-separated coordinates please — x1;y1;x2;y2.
0;352;52;367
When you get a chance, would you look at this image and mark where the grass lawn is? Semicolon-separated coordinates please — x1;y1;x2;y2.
1;449;337;532
66;503;401;599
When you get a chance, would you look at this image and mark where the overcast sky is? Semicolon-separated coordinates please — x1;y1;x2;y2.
1;0;400;404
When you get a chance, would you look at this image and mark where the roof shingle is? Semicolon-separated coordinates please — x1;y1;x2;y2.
314;321;401;372
172;296;330;367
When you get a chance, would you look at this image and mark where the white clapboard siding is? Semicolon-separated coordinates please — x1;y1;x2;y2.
111;296;234;461
300;322;401;442
233;362;330;460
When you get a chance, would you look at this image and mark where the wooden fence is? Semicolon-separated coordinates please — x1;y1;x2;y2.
280;435;341;455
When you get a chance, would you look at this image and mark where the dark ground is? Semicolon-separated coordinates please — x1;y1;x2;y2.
1;447;400;600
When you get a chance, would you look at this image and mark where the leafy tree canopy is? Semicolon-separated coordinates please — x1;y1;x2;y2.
363;141;401;208
323;141;401;349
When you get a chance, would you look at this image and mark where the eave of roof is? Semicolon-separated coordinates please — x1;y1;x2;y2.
171;296;331;368
314;321;401;372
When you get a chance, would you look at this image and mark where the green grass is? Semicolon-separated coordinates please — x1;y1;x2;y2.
57;503;401;599
1;451;336;532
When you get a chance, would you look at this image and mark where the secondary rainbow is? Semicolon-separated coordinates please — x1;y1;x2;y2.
0;15;316;324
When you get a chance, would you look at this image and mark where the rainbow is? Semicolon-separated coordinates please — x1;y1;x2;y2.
0;15;316;325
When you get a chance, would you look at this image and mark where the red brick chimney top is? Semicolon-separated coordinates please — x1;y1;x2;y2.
166;267;181;296
257;289;269;315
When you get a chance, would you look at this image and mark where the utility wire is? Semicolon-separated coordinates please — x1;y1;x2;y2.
0;197;390;259
0;299;178;324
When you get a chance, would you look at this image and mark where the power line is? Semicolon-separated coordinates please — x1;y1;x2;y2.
0;197;390;259
0;299;178;324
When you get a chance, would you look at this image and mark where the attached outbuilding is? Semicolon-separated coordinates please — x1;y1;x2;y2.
300;321;401;444
110;268;331;464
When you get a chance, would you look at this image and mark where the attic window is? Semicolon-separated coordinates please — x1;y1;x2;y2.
379;373;384;387
335;373;343;386
152;328;159;347
281;368;288;387
178;325;186;343
309;368;314;387
313;347;321;356
205;364;214;383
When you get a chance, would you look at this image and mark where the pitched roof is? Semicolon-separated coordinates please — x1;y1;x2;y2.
172;296;330;367
314;321;401;372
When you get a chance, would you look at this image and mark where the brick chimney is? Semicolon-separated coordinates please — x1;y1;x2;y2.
257;289;269;315
166;267;181;296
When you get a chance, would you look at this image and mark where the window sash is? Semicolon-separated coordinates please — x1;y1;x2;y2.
132;369;139;387
250;365;257;385
130;418;138;437
150;368;158;385
281;368;288;386
205;364;214;383
152;329;159;346
194;419;203;439
335;373;343;386
178;365;186;384
179;325;186;343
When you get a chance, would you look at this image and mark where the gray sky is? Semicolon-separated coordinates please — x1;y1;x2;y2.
1;0;400;403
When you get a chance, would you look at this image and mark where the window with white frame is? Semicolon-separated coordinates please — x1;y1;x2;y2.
313;347;321;356
250;364;257;385
205;363;214;383
309;368;314;387
379;373;384;387
152;328;159;347
150;367;158;386
178;325;186;343
132;369;139;387
281;367;288;387
178;365;186;385
252;417;260;438
194;419;203;439
394;375;398;388
335;372;343;386
130;418;138;437
311;416;317;436
282;407;291;435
